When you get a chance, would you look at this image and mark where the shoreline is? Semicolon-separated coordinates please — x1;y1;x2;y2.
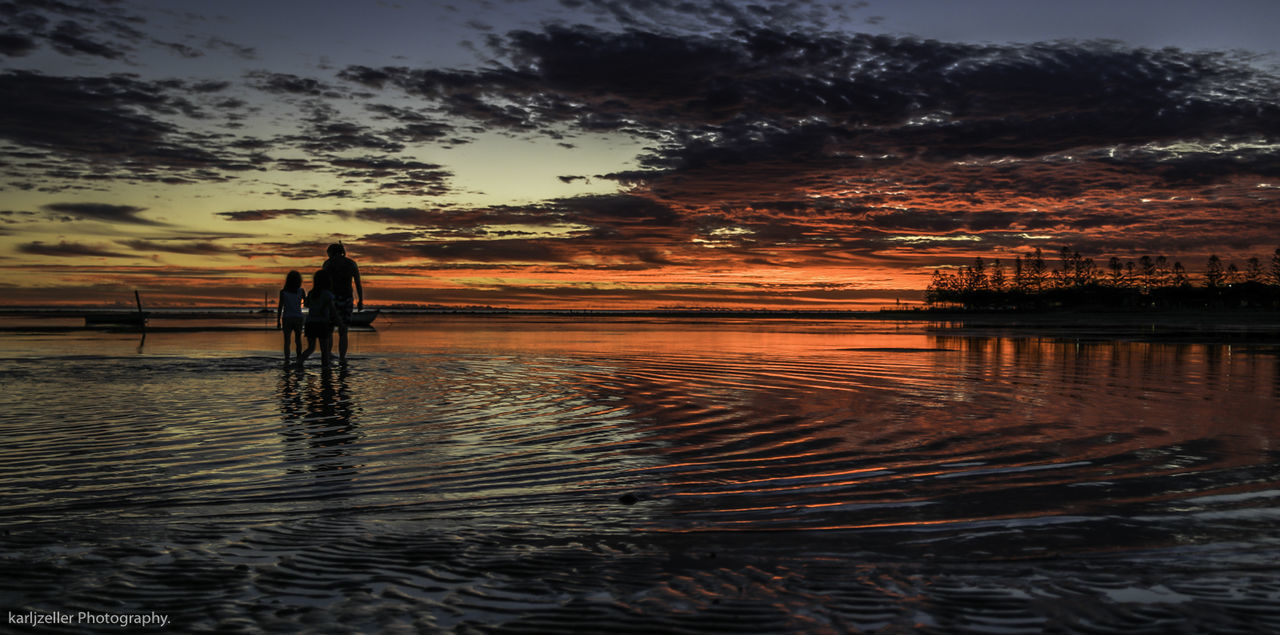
2;305;1280;319
0;307;1277;343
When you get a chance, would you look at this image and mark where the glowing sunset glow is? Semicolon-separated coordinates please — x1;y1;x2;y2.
2;1;1278;308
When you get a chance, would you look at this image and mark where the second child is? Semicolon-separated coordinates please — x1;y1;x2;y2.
298;269;342;367
276;270;305;361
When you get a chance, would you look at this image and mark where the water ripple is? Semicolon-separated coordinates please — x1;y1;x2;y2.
3;321;1280;630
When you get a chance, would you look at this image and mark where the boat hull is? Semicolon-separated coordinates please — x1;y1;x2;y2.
84;312;149;326
345;309;379;327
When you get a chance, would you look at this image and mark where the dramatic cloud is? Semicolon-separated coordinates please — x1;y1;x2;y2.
0;71;274;187
335;26;1280;264
41;202;163;225
19;240;134;259
3;3;1279;307
217;208;332;222
118;239;234;255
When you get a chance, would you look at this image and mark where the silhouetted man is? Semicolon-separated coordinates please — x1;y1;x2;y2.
323;243;363;362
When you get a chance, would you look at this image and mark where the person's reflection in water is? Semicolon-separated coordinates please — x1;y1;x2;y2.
278;365;362;479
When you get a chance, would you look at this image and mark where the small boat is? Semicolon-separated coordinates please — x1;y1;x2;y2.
84;311;149;326
346;309;380;327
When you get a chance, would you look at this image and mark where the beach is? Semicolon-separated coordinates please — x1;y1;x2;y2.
3;314;1280;631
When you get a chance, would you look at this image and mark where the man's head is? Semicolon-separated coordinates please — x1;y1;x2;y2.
327;243;345;258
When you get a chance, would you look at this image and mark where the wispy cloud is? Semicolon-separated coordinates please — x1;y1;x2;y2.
42;202;164;226
19;240;135;259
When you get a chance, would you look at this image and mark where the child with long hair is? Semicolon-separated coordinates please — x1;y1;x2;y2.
298;269;342;367
276;270;305;361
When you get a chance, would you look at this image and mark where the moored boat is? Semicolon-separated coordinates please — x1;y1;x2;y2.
346;309;380;327
84;311;149;326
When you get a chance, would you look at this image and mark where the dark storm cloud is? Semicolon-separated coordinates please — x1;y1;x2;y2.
41;202;163;225
18;240;134;259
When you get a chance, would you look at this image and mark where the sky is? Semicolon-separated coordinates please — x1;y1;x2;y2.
2;0;1278;308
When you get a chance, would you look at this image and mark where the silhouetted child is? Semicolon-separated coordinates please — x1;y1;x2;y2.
298;269;342;367
276;270;305;361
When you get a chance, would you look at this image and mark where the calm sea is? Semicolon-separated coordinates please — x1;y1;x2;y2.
2;315;1279;632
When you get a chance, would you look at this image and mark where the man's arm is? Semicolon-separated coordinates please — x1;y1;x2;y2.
353;264;364;311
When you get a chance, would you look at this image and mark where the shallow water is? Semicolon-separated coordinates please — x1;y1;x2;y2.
3;316;1280;632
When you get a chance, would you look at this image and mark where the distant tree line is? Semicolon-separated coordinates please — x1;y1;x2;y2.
926;247;1280;310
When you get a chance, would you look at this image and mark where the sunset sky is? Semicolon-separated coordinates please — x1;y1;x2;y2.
2;0;1278;308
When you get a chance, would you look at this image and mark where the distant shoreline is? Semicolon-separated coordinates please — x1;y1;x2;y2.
2;305;1280;316
2;305;1279;325
1;307;1277;344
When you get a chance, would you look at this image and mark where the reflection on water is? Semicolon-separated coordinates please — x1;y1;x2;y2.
278;366;361;478
2;317;1279;631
